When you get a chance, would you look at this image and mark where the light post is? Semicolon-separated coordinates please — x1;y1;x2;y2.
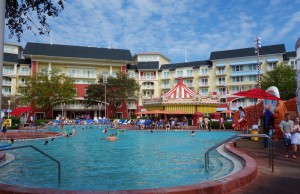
254;37;262;88
8;100;11;118
103;75;108;118
98;102;102;117
61;102;65;119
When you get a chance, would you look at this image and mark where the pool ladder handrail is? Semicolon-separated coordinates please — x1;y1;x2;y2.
0;145;61;186
205;134;274;172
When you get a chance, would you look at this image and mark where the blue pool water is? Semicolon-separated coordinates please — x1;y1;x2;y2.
0;125;238;191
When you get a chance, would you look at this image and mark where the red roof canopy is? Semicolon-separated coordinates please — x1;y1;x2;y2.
233;88;281;101
162;77;196;99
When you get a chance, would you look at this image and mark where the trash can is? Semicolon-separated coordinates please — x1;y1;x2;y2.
251;130;259;141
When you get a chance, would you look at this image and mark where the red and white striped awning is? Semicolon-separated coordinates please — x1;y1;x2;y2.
162;77;196;99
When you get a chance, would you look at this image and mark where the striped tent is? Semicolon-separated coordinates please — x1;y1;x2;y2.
162;77;196;99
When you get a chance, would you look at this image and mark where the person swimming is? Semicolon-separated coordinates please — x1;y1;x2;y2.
44;140;49;145
190;130;195;137
101;133;120;142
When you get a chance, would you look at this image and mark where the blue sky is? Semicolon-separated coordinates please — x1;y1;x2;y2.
4;0;300;63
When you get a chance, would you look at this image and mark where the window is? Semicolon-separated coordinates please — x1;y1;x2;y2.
217;67;225;74
232;65;243;72
232;76;244;82
127;72;135;78
249;64;257;70
201;78;208;86
249;75;257;81
218;77;225;85
102;71;109;76
85;89;88;96
231;86;239;93
20;67;29;75
162;71;169;79
4;66;14;74
267;63;277;71
201;88;208;96
73;88;77;96
176;70;183;77
40;67;48;74
186;69;193;76
2;88;11;95
218;88;226;95
201;68;208;75
184;79;193;86
220;98;226;103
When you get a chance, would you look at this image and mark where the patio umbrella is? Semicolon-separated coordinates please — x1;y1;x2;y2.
232;88;281;101
10;106;32;116
148;110;171;114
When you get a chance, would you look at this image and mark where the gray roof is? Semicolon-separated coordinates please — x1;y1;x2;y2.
210;44;286;60
283;51;296;61
19;58;31;64
137;62;159;70
160;60;211;70
296;37;300;49
4;53;19;63
23;42;133;62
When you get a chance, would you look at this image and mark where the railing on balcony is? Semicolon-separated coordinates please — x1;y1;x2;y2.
19;71;30;76
2;81;12;86
2;92;12;96
140;76;156;80
141;85;155;89
174;73;193;78
161;76;170;79
127;104;137;109
218;92;226;96
3;70;15;76
216;81;226;86
161;84;171;89
53;104;100;110
199;72;209;76
184;83;194;87
67;73;97;79
19;82;27;87
216;71;226;75
199;82;209;87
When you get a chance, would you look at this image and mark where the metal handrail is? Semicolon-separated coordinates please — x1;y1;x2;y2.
0;145;61;185
205;134;274;172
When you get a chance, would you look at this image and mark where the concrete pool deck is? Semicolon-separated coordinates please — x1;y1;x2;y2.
0;128;299;193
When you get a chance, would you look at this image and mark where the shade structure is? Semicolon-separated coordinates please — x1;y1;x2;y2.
135;111;150;115
170;110;189;114
135;110;171;115
232;88;281;101
10;106;32;116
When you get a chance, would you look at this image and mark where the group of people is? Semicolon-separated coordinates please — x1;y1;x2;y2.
279;113;300;161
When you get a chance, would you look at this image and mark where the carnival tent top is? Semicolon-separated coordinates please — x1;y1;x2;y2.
162;77;196;99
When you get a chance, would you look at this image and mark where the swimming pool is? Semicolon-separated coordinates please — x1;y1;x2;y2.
0;125;238;191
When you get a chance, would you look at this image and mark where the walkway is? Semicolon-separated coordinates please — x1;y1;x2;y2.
232;140;300;194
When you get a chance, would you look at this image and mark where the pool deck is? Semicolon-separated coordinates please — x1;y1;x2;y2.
1;126;300;193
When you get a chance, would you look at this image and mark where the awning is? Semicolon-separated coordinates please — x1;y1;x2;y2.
266;58;278;62
230;60;257;66
10;106;32;116
216;63;226;67
230;71;262;76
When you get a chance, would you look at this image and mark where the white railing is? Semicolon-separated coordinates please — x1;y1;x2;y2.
127;104;137;109
161;84;171;89
199;72;209;76
216;71;226;75
216;81;226;86
140;75;156;80
3;70;15;75
19;71;30;76
53;104;99;109
199;82;209;86
174;73;193;78
67;73;97;79
19;82;27;86
161;76;170;79
141;85;155;89
184;83;193;87
2;81;12;86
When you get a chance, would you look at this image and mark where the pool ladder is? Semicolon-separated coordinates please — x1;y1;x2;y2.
0;145;61;186
204;134;274;172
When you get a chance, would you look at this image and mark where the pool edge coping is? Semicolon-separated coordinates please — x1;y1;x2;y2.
0;141;257;194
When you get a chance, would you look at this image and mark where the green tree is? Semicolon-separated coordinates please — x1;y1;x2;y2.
22;68;75;113
5;0;64;41
261;63;296;100
85;73;140;118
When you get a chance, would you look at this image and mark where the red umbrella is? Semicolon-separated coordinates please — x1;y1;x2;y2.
10;106;32;116
232;88;281;101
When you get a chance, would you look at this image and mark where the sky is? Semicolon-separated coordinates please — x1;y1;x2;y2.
4;0;300;63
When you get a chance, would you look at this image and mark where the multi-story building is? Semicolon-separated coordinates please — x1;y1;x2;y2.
2;42;296;119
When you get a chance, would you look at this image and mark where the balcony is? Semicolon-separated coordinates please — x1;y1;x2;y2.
161;75;170;80
174;73;193;78
3;70;16;76
184;83;194;88
19;82;27;87
2;92;11;96
19;71;30;76
53;104;100;110
67;73;97;79
199;72;209;77
127;104;137;110
199;82;209;87
2;81;12;86
161;84;171;89
216;71;226;76
140;75;156;80
216;81;226;86
141;85;155;90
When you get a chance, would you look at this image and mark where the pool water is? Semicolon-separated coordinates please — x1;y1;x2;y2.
0;125;238;191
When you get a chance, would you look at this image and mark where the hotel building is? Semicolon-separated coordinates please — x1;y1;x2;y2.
2;42;296;119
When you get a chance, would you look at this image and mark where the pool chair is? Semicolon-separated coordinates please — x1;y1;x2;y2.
118;119;123;124
122;119;128;124
144;120;151;129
